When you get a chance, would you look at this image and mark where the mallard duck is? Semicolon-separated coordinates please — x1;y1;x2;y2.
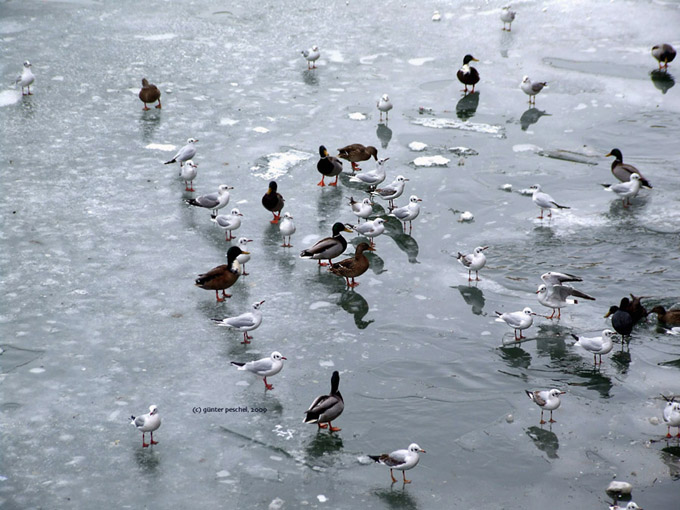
652;43;676;69
457;54;480;94
329;242;374;287
377;94;393;121
300;222;352;266
303;371;344;431
525;389;565;424
130;405;161;448
262;180;284;223
337;144;378;172
520;76;546;105
605;149;652;188
165;138;198;168
230;351;286;391
650;305;680;325
500;6;516;31
15;61;35;96
368;443;426;484
195;246;246;301
316;145;343;186
139;78;161;110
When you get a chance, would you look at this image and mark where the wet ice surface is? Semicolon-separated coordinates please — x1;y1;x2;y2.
1;0;680;508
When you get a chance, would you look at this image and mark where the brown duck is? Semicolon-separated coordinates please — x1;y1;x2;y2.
650;306;680;325
139;78;162;111
262;181;284;224
337;144;378;172
195;246;247;302
329;242;374;288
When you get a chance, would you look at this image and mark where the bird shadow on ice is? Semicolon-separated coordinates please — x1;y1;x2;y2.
376;123;392;149
305;432;344;460
139;110;161;142
525;426;559;459
302;69;319;86
316;185;344;229
650;69;675;94
604;194;649;218
455;285;486;315
383;230;420;264
567;364;613;399
610;349;631;374
456;92;479;121
373;486;419;510
337;288;374;329
498;344;532;371
520;107;551;131
133;447;161;473
499;30;514;59
660;446;680;479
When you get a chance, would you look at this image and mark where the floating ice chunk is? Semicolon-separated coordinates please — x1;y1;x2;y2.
251;149;312;180
220;118;239;126
408;141;428;151
413;155;450;167
606;481;633;495
317;495;328;503
408;57;435;66
269;498;285;510
574;103;588;111
253;126;270;133
0;90;21;107
501;183;513;192
30;367;45;374
348;112;366;120
310;301;332;310
512;144;542;153
459;211;474;222
52;76;64;81
448;147;478;156
649;416;659;425
216;470;230;478
145;143;176;151
359;53;385;65
134;33;177;41
412;118;505;138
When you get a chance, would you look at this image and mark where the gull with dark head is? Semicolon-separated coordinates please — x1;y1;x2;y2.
520;76;546;105
15;61;35;95
526;389;565;424
301;45;320;69
213;300;265;344
165;138;198;168
231;351;286;390
368;443;426;484
529;184;569;219
495;307;535;340
130;405;161;447
389;195;422;233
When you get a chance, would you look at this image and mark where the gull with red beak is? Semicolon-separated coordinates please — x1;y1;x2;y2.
231;351;286;391
213;300;265;344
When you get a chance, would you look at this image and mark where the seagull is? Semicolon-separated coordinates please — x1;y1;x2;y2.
231;351;286;390
303;371;344;432
180;160;198;192
457;54;480;94
213;300;264;344
605;149;652;188
541;271;583;286
15;61;35;95
457;246;488;281
432;11;441;22
164;138;198;168
495;307;535;340
571;329;614;364
521;76;546;105
652;43;676;69
351;218;385;247
301;45;320;69
130;405;161;447
349;158;389;187
212;208;243;241
368;443;426;484
610;503;644;510
529;184;569;219
349;197;374;223
389;195;422;233
377;94;393;121
500;5;516;31
186;184;233;216
536;283;595;319
662;396;680;438
138;78;161;110
525;389;565;424
371;175;409;211
603;173;642;208
236;237;253;275
279;212;296;247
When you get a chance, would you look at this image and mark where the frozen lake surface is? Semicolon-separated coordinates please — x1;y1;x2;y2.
1;0;679;508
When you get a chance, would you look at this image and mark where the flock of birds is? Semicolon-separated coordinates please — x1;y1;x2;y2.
14;3;679;495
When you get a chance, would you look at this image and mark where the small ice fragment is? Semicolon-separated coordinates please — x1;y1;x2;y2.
505;414;514;423
319;360;335;367
348;112;367;120
30;367;45;374
310;301;332;310
253;127;270;133
414;295;427;300
649;416;659;425
574;103;588;111
145;143;176;151
606;481;633;495
317;495;328;503
408;141;428;152
413;155;450;167
501;183;512;192
269;498;285;510
216;470;230;478
459;211;474;222
408;57;435;66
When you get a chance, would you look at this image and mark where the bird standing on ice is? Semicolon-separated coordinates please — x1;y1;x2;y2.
130;405;161;447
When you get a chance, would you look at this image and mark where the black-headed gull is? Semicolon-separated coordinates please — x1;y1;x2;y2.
139;78;161;110
495;307;535;340
303;371;344;432
571;329;614;364
368;443;426;484
525;389;565;424
371;175;408;211
457;246;488;281
520;76;546;105
662;395;680;438
15;61;35;95
279;212;296;247
180;160;198;192
500;5;516;31
301;45;320;69
390;195;422;233
377;94;393;121
130;405;161;447
529;184;569;219
165;138;198;168
212;208;243;241
186;184;233;216
349;158;389;187
352;218;385;247
603;173;642;208
541;271;582;286
536;283;595;319
610;502;643;510
231;351;286;390
213;300;264;344
236;237;253;275
349;197;374;223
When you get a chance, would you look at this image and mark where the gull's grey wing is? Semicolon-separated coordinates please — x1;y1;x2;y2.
246;357;274;374
224;313;257;329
